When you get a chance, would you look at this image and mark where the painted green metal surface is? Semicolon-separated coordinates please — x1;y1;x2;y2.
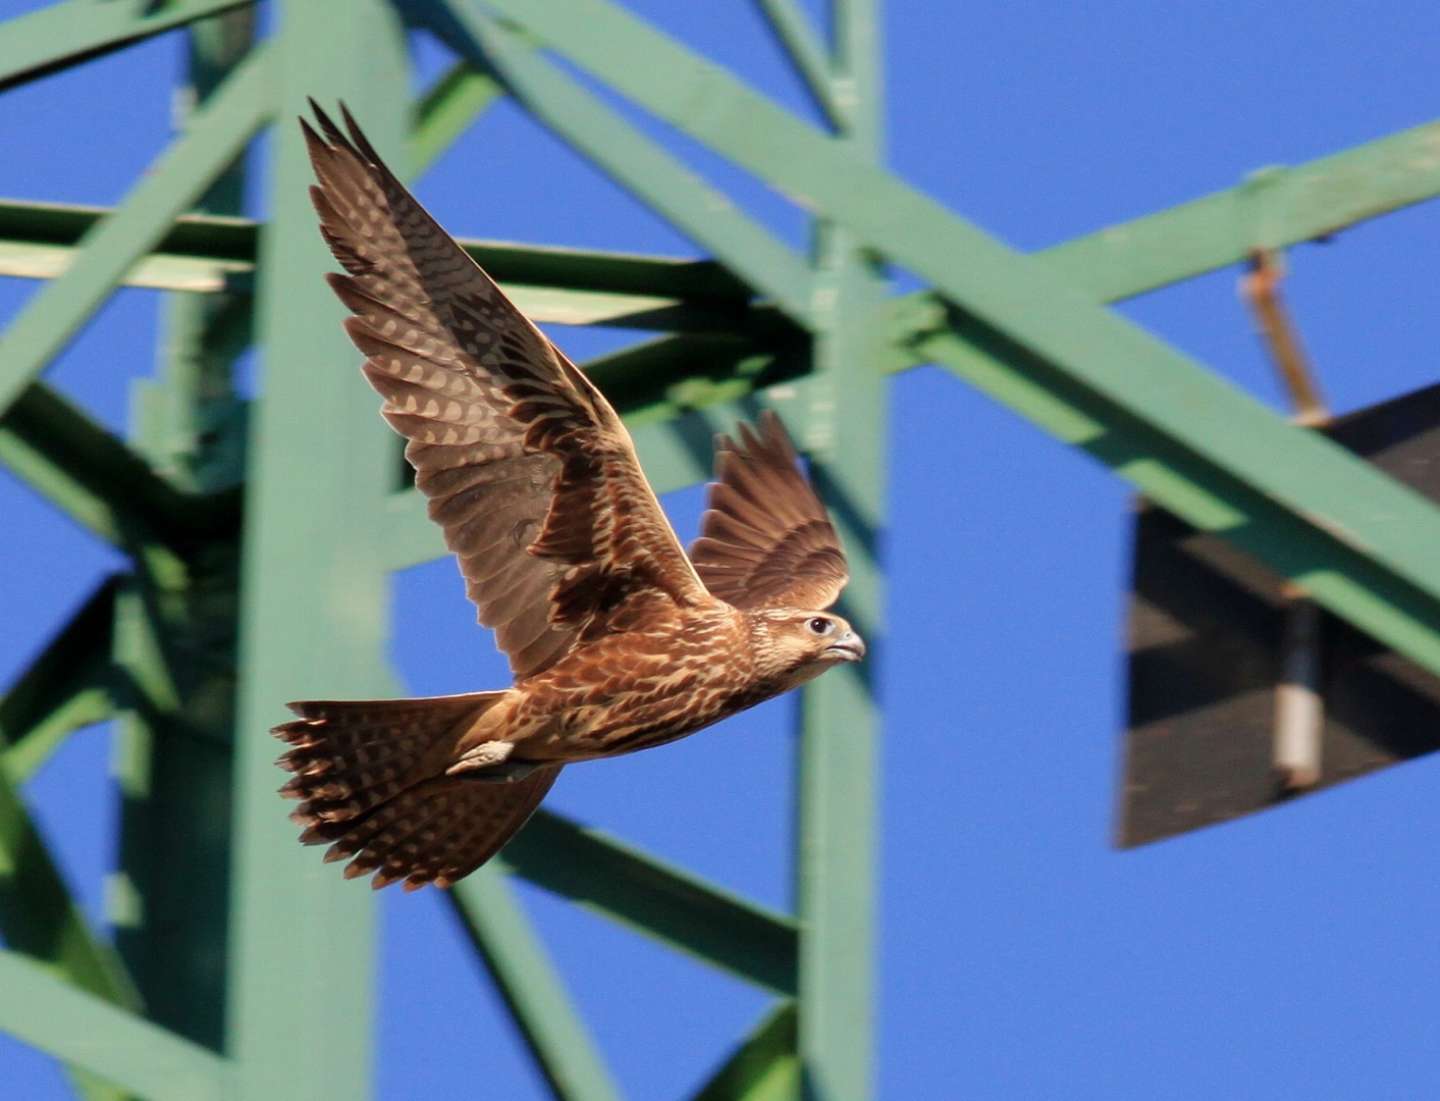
692;1003;800;1101
793;1;886;1094
0;44;271;421
751;0;841;127
431;2;819;327
452;868;623;1101
0;952;226;1101
0;0;256;90
0;380;231;551
0;577;118;783
110;11;253;1068
495;809;800;995
223;5;407;1099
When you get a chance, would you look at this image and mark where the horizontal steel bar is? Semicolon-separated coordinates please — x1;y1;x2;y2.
0;43;271;422
0;952;226;1101
0;198;768;330
499;809;799;996
450;868;622;1101
0;0;255;91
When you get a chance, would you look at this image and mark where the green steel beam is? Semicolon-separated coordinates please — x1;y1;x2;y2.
0;576;119;784
6;113;1438;315
0;952;226;1101
0;203;752;297
749;0;842;127
0;199;259;293
691;1003;800;1101
889;118;1440;343
410;61;506;176
0;0;256;91
451;868;623;1101
497;809;800;996
0;197;772;331
0;764;137;1008
477;0;1440;679
898;300;1440;671
426;1;819;326
0;42;271;422
0;592;139;1101
224;5;408;1098
110;11;252;1059
793;2;885;1095
0;381;235;551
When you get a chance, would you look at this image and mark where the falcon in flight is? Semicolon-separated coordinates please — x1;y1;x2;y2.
275;104;864;891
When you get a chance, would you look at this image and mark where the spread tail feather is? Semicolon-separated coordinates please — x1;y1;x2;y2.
273;692;556;890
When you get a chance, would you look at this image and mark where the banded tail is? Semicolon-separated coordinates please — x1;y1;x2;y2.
273;693;558;891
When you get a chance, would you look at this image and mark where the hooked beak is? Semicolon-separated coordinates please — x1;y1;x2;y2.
823;631;866;662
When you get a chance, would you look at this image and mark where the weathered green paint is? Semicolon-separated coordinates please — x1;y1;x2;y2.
0;45;271;422
451;868;623;1101
0;0;256;90
0;952;226;1101
224;5;408;1098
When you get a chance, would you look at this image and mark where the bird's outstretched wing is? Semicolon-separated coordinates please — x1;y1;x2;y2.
302;103;708;679
690;411;849;610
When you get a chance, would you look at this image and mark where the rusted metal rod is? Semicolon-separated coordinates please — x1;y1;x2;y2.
1240;248;1331;791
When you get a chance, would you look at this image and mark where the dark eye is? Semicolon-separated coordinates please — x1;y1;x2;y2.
807;617;833;636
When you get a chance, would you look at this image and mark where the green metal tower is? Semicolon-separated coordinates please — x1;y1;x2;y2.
4;2;1440;1099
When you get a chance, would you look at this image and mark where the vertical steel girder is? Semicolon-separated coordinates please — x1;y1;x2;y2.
3;1;1440;1099
793;1;886;1096
223;4;407;1098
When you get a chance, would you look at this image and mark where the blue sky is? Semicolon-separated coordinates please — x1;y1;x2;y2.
4;1;1440;1097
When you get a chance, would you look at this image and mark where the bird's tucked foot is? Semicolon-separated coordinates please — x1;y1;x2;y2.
446;742;541;783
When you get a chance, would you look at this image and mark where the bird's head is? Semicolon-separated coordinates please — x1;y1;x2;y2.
750;609;866;687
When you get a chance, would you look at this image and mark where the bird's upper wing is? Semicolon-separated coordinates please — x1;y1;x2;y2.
690;411;849;610
303;104;708;679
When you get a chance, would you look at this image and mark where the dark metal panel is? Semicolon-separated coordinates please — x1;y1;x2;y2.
1120;383;1440;846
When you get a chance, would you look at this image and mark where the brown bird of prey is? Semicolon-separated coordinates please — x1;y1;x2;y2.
274;104;864;891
